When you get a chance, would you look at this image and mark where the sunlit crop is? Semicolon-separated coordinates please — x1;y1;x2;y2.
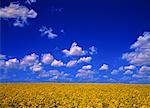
0;83;149;108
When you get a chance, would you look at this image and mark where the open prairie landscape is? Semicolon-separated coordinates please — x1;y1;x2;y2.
1;0;150;108
0;83;149;108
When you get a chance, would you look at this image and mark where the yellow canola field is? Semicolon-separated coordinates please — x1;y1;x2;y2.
0;83;149;108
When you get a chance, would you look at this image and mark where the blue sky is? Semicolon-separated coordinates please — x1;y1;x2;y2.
0;0;150;83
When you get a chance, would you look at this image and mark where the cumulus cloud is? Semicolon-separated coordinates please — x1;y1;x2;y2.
5;58;20;68
0;2;37;27
51;59;65;67
38;70;60;78
39;26;58;39
66;60;78;67
103;75;109;78
112;65;135;75
0;60;5;68
41;53;54;64
132;74;150;79
76;69;94;78
25;0;36;5
123;70;133;75
62;42;97;57
49;70;60;76
0;53;71;81
131;65;150;81
62;42;86;56
30;63;42;72
99;64;109;71
38;70;70;81
66;57;92;68
78;56;92;63
38;72;50;78
89;46;97;55
0;53;42;73
20;53;39;68
111;69;119;75
1;53;65;72
118;66;124;71
0;54;39;70
49;74;71;81
111;65;135;75
130;32;150;49
124;65;136;70
0;54;6;60
82;65;92;70
139;66;150;73
122;32;150;66
49;70;70;80
76;65;94;79
119;76;132;83
122;32;150;81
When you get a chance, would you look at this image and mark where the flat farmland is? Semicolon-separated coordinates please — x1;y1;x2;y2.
0;83;149;108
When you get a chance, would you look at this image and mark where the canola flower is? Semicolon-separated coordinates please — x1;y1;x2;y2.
0;83;149;108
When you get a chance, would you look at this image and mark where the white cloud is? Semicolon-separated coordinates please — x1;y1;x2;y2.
111;65;134;75
132;74;144;79
25;0;36;5
0;2;37;27
49;70;59;75
118;66;124;71
124;70;133;75
51;59;65;67
131;65;150;80
0;60;5;68
30;0;37;2
20;53;39;67
38;73;49;78
78;56;92;63
38;70;59;78
39;26;58;39
66;60;78;67
130;32;150;49
62;42;86;56
76;65;94;79
0;54;6;60
124;65;136;70
30;63;42;72
112;65;135;75
0;53;41;72
76;69;94;78
48;70;70;80
103;75;109;78
41;53;54;64
5;58;20;68
49;70;62;76
82;65;92;70
99;64;109;71
132;74;150;82
111;69;118;75
66;57;92;68
119;76;132;83
38;70;70;80
108;78;116;83
122;32;150;66
122;32;150;81
0;54;39;71
89;46;97;55
139;66;150;73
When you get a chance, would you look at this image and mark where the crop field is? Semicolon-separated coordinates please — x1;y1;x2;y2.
0;83;149;108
